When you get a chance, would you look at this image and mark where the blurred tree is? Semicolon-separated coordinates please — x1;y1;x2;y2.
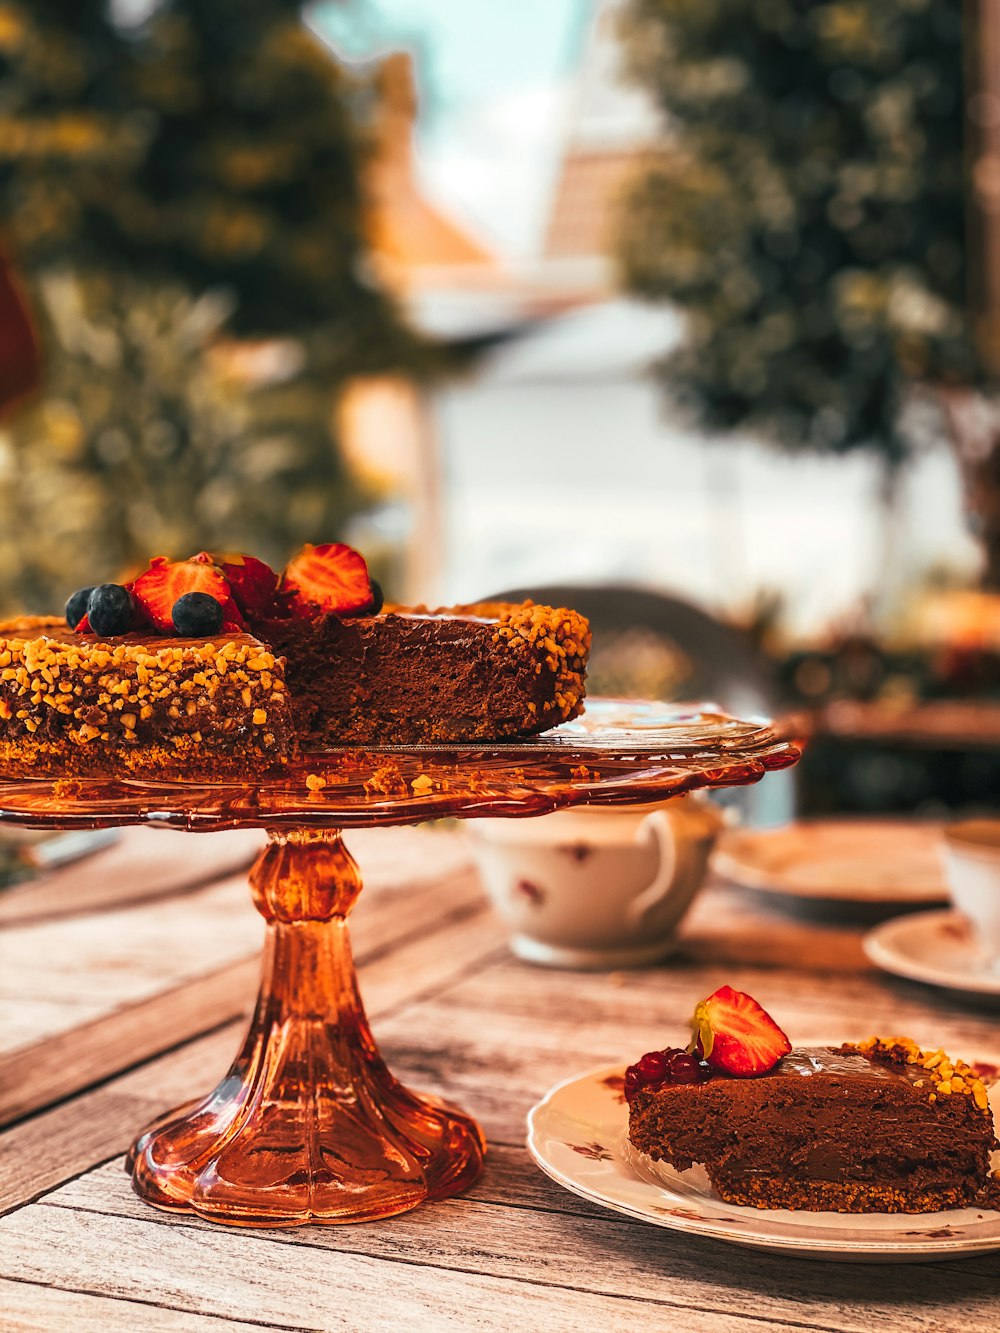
617;1;996;576
0;0;423;609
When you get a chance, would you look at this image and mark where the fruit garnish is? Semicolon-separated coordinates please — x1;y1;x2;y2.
368;578;384;616
86;584;134;637
281;542;377;617
623;1046;712;1103
65;586;95;630
130;555;243;634
172;591;224;636
212;553;281;619
689;985;791;1077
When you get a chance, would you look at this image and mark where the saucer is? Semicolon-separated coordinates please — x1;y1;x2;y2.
863;910;1000;996
527;1061;1000;1262
715;819;947;904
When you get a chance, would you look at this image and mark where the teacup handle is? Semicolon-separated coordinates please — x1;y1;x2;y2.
626;809;677;927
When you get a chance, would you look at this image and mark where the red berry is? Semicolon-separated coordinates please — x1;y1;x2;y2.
625;1046;705;1101
690;985;791;1077
623;1068;644;1103
213;553;281;619
130;555;243;634
637;1051;668;1081
665;1051;711;1084
281;542;375;617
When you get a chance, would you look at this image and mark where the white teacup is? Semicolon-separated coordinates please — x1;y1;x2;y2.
941;820;1000;969
468;796;722;968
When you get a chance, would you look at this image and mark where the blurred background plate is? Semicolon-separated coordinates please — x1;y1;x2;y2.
714;819;948;905
0;829;119;892
863;910;1000;999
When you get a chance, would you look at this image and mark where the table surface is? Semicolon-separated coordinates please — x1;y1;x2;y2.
1;822;998;1333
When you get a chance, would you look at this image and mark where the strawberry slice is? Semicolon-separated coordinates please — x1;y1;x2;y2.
212;553;281;619
130;555;244;634
689;986;791;1077
281;542;376;617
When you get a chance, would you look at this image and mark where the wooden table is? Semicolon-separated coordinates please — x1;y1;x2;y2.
1;824;998;1332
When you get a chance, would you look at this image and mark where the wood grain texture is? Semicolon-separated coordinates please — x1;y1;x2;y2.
0;888;501;1212
1;828;998;1332
0;960;259;1126
5;1160;998;1333
0;827;263;928
0;1279;268;1333
0;826;481;1125
0;1201;910;1333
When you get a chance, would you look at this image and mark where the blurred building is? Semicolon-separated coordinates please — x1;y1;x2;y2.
334;1;977;633
540;0;660;293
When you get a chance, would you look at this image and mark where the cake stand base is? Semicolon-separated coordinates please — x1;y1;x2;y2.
126;830;485;1227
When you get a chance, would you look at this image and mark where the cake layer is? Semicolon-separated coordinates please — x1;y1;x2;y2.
0;595;591;777
628;1042;997;1213
0;617;291;779
262;601;591;745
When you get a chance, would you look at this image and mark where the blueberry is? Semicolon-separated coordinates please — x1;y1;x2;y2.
87;584;134;636
367;578;384;615
65;586;95;629
172;591;223;636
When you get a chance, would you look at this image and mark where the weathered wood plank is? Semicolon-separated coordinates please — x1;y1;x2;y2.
0;827;263;927
0;1200;882;1333
0;960;260;1127
0;843;486;1127
0;870;490;1129
0;903;503;1212
0;1278;272;1332
14;1163;999;1333
2;834;998;1332
0;875;265;1023
431;947;1000;1054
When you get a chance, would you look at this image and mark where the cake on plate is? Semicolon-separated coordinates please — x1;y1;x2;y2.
0;544;590;779
625;987;998;1213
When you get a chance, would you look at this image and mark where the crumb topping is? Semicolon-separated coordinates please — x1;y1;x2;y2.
486;601;590;725
0;616;284;748
363;761;407;796
853;1036;992;1113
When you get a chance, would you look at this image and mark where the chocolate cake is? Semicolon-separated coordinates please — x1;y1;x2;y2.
264;601;590;745
0;549;590;779
627;1037;998;1213
0;617;291;779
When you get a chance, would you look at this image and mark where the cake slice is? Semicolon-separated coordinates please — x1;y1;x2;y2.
0;617;291;779
627;1036;997;1212
262;601;590;745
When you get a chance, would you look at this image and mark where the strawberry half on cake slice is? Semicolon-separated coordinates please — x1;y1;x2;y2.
625;987;997;1213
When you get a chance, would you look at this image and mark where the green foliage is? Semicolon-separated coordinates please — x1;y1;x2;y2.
0;0;421;611
618;0;977;464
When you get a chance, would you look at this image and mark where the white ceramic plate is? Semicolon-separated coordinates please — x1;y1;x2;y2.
526;1059;1000;1262
715;819;948;904
863;909;1000;997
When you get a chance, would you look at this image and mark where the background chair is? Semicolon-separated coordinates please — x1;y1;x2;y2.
488;582;793;827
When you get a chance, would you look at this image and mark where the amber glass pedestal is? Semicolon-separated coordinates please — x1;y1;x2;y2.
0;699;799;1228
128;830;483;1226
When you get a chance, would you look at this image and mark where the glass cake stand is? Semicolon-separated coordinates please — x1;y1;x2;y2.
0;699;799;1228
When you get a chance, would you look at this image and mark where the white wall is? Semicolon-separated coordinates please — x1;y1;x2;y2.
434;373;977;635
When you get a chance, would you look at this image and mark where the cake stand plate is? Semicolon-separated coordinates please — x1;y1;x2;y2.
0;698;799;1229
528;1059;1000;1262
